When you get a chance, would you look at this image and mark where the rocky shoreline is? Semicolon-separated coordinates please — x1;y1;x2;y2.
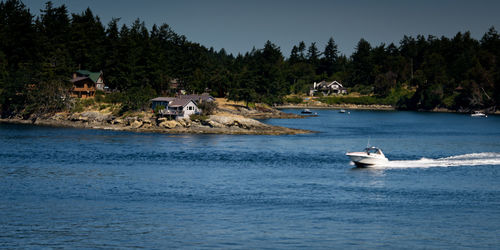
276;103;500;114
276;103;395;110
216;104;309;119
0;110;313;135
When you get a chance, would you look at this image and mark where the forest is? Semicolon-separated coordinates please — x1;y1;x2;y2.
1;0;500;118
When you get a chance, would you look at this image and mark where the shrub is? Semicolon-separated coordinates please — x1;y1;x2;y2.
351;85;373;95
95;90;105;103
319;96;384;105
285;96;303;104
104;92;125;104
190;114;208;121
111;106;121;117
70;101;84;113
120;86;156;112
81;98;95;107
154;105;165;116
198;101;217;115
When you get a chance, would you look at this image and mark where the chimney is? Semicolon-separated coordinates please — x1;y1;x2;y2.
72;72;77;79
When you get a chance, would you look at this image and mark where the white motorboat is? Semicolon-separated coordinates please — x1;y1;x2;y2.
346;146;388;167
471;111;487;117
301;109;313;114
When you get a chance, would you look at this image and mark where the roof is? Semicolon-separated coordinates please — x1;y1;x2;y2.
70;76;90;83
151;97;176;102
316;80;344;89
76;70;101;83
169;98;195;107
151;96;200;108
332;80;343;87
179;93;214;102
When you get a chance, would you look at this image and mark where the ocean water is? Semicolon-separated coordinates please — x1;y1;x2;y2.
1;110;499;249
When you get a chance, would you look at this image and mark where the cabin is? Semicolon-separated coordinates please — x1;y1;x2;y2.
70;70;106;98
310;80;348;96
151;97;200;120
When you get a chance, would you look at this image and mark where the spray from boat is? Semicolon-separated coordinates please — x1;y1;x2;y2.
347;152;500;169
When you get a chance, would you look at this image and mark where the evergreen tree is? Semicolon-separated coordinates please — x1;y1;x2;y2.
103;18;121;90
298;41;306;61
351;38;373;86
307;42;320;67
320;37;339;76
1;0;500;115
289;45;300;64
69;8;106;70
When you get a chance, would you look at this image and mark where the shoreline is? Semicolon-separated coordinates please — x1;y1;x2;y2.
2;103;496;135
0;99;319;135
276;104;500;114
0;115;314;136
276;104;395;110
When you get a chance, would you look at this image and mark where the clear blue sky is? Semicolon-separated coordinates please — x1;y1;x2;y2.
23;0;500;57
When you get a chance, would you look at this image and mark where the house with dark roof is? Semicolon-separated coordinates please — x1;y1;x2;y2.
70;70;105;98
179;93;215;103
151;97;200;120
310;80;347;96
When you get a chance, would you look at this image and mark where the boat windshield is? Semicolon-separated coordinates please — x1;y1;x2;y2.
365;147;382;155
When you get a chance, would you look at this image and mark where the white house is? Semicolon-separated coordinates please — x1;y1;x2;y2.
151;97;200;120
310;80;348;96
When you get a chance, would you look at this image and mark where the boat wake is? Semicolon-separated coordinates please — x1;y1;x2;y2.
371;152;500;169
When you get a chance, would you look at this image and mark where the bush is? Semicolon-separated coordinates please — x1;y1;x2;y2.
69;98;94;113
104;92;125;104
319;96;392;106
198;101;217;115
121;86;156;112
70;101;84;113
95;90;105;103
81;98;95;107
111;106;121;117
285;96;303;104
154;105;165;116
190;114;208;121
351;85;373;95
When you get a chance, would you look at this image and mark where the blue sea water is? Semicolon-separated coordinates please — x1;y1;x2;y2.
1;110;500;249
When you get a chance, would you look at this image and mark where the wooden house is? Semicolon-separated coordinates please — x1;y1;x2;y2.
70;70;105;98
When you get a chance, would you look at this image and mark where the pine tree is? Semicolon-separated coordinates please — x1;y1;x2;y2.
321;37;339;76
307;42;320;67
351;38;373;86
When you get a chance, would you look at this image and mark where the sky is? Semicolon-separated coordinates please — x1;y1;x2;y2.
22;0;500;57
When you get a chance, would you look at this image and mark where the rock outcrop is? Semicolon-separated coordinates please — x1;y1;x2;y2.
0;105;313;135
208;115;268;129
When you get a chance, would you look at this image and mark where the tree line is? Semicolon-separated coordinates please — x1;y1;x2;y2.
1;0;499;117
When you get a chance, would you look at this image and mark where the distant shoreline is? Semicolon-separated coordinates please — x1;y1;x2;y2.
276;104;500;114
276;104;395;111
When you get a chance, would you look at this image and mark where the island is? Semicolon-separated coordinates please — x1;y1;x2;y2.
0;96;312;135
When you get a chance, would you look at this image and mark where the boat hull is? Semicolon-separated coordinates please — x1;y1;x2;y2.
346;152;388;167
